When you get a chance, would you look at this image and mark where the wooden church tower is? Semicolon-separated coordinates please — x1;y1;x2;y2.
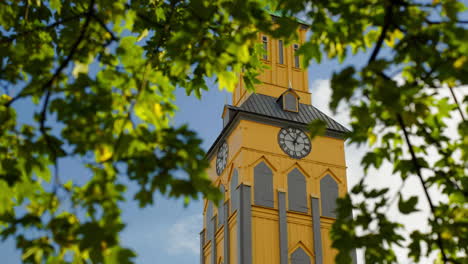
200;21;356;264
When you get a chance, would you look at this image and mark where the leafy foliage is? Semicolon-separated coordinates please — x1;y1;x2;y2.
0;0;299;262
291;0;467;263
1;0;467;263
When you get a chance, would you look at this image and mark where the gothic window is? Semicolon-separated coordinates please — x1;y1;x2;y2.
293;44;300;68
217;185;225;229
320;174;338;218
288;168;307;213
291;247;311;264
254;161;274;208
205;202;213;242
278;40;284;64
230;169;239;213
262;36;269;60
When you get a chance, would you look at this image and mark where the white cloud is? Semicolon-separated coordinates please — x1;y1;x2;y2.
165;214;202;255
311;79;351;125
309;80;467;264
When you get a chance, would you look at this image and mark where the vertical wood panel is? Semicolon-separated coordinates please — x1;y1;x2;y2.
252;215;280;264
229;216;237;264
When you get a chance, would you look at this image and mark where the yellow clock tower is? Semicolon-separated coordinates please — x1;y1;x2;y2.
200;22;355;264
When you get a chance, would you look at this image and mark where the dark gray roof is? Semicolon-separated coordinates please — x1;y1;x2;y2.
237;93;350;133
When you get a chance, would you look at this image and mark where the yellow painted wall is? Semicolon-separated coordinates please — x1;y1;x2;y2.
251;206;280;264
287;212;314;259
216;229;224;263
229;213;238;264
321;218;338;264
233;27;311;106
204;242;211;264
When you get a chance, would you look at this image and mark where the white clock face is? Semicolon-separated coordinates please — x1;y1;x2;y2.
278;127;311;159
216;141;229;175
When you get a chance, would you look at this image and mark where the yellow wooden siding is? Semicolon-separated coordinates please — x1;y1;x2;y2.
229;213;238;264
233;27;311;106
286;212;314;259
321;219;338;264
204;241;211;264
216;228;224;263
252;206;280;264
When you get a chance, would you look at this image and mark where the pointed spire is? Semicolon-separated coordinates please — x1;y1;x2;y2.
288;80;293;90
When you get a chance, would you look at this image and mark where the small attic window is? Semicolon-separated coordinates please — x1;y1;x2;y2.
283;92;298;112
262;36;269;60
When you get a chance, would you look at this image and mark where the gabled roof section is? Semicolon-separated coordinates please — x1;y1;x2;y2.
239;93;350;133
276;88;300;102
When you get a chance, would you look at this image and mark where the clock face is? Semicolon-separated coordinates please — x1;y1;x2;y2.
216;141;229;175
278;127;311;159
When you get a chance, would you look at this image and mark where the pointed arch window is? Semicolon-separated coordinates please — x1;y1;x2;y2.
320;174;338;218
230;169;239;213
205;202;213;243
254;161;274;208
288;168;307;213
217;185;225;229
291;247;311;264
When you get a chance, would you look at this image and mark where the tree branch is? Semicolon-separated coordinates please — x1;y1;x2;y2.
417;122;466;195
0;13;85;45
368;3;392;64
448;86;466;122
425;19;468;25
396;113;451;264
105;0;181;163
38;0;96;192
90;14;118;42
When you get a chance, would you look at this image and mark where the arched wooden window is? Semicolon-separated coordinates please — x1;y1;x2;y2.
288;168;307;213
217;185;225;229
320;174;338;218
291;247;311;264
230;169;239;213
254;161;274;207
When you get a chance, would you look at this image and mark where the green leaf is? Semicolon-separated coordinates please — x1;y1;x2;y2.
398;195;419;214
50;0;62;13
218;71;237;92
307;119;326;139
72;62;89;78
137;29;149;42
104;247;136;264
